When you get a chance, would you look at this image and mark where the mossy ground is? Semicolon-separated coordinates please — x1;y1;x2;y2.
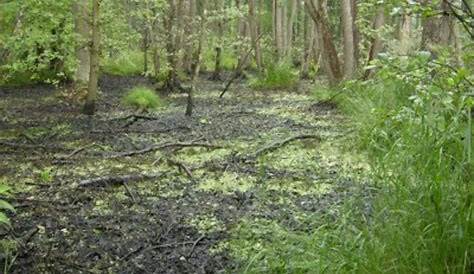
0;75;369;273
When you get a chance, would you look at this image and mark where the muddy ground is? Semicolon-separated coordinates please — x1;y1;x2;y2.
0;75;369;273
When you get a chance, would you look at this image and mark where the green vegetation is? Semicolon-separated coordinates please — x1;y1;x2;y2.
250;62;299;90
102;51;144;76
122;86;164;111
0;184;14;227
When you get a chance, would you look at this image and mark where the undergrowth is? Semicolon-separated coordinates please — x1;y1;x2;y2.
122;86;163;111
250;62;298;90
102;51;144;76
235;52;473;273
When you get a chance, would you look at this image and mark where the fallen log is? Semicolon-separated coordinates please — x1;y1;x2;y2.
78;173;161;188
107;142;221;159
253;134;321;157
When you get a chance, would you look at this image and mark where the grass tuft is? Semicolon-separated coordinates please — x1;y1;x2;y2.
122;86;163;111
250;62;298;90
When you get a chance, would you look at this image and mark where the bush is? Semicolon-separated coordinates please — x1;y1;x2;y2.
250;62;298;90
122;86;163;111
102;51;144;76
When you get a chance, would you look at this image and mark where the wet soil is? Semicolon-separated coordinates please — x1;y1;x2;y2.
0;75;366;273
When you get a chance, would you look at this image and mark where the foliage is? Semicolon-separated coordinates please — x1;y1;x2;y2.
337;52;473;273
0;0;75;86
250;62;299;90
102;51;145;76
0;184;15;227
122;86;163;111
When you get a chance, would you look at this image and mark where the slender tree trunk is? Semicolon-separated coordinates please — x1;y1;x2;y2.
248;0;263;71
305;0;343;85
342;0;356;78
73;0;90;93
399;13;412;54
287;0;298;57
186;0;207;117
363;6;385;79
351;0;359;68
211;0;224;80
143;28;149;74
422;0;455;53
83;0;100;115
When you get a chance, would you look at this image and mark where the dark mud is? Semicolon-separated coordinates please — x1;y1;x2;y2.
0;75;366;273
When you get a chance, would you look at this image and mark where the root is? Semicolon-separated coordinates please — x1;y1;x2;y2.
78;173;161;188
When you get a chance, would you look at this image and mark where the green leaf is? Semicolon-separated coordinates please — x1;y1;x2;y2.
0;185;11;194
0;212;11;227
0;200;15;213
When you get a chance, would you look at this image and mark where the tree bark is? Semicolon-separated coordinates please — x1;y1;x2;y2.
305;0;343;85
73;0;90;93
82;0;100;115
342;0;356;78
248;0;263;71
363;6;385;80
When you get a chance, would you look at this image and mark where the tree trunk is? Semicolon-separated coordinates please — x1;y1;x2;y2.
305;0;343;85
248;0;263;71
399;13;412;54
211;0;224;80
421;0;455;53
82;0;100;115
73;0;90;93
287;0;298;57
363;6;385;79
342;0;356;78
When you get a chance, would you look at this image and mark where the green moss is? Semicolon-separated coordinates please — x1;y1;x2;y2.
198;172;256;194
187;214;224;234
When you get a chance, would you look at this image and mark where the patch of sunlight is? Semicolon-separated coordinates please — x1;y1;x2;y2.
187;213;224;234
319;141;370;177
198;172;256;194
261;145;320;172
176;147;233;165
92;198;113;215
265;179;333;196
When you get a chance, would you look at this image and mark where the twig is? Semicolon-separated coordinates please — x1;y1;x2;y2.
122;182;137;203
107;142;221;159
253;134;321;157
78;173;161;188
54;143;99;160
167;159;194;181
187;235;206;258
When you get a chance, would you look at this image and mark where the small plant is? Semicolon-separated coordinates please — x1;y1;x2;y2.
250;62;299;90
0;185;15;227
122;86;163;111
39;168;53;183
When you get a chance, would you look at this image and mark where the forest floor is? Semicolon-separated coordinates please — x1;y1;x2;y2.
0;75;370;273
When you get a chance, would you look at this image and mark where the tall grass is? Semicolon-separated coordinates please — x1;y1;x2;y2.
235;54;473;273
102;50;144;76
250;62;299;90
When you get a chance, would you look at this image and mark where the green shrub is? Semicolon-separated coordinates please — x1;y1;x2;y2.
102;51;144;76
250;62;298;90
122;86;163;111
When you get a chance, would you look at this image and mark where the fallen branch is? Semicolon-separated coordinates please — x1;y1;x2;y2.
107;142;221;159
78;173;161;188
167;159;194;181
253;134;321;157
54;143;99;160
